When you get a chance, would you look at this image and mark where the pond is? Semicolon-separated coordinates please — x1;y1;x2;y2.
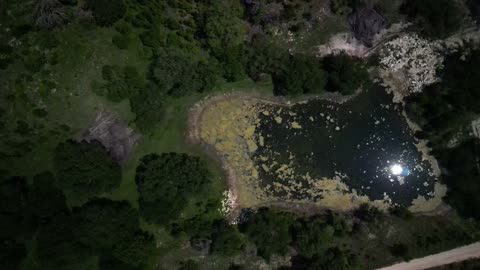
197;86;445;212
253;86;438;208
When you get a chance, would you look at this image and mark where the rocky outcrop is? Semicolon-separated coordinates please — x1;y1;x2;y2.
349;7;387;47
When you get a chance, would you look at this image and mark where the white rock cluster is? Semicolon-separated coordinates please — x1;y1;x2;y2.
219;189;236;217
380;34;443;96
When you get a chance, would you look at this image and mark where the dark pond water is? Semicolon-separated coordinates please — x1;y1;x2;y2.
253;86;437;207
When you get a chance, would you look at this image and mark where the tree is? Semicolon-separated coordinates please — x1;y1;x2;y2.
331;0;353;16
29;172;67;219
308;248;361;270
389;243;410;260
292;218;335;258
135;153;212;225
211;222;246;256
272;55;327;96
354;203;383;223
0;238;26;270
36;198;154;269
130;83;165;133
401;0;463;38
85;0;126;26
323;52;368;95
54;140;121;202
0;177;36;239
389;206;413;220
151;49;217;97
111;231;156;268
468;0;480;23
33;0;68;30
178;259;199;270
71;198;139;252
35;213;92;269
241;208;294;260
100;65;144;102
438;139;480;220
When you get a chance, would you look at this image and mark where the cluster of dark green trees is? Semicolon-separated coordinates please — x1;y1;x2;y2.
1;139;218;270
406;48;480;221
248;42;369;96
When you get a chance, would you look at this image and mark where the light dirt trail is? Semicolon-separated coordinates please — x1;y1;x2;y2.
376;242;480;270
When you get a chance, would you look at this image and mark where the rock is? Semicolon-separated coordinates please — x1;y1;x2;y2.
349;7;387;47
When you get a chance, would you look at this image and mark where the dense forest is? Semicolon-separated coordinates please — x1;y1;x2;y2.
2;0;480;269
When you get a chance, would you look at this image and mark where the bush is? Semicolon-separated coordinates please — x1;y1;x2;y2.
33;0;69;30
85;0;126;26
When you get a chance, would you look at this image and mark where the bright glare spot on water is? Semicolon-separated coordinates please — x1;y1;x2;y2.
391;164;403;175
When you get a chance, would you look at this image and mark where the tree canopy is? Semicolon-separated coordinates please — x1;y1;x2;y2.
100;65;145;102
323;53;369;95
85;0;126;26
401;0;464;38
241;208;294;260
437;139;480;220
35;198;155;270
272;55;327;96
54;140;121;203
135;153;212;225
292;218;335;258
151;48;217;97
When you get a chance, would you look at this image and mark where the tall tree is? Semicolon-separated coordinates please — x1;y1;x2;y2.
135;153;211;225
241;208;294;260
54;140;121;203
85;0;126;26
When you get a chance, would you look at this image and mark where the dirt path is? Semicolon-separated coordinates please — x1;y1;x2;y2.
376;242;480;270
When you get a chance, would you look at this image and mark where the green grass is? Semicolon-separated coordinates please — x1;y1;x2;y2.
110;77;273;211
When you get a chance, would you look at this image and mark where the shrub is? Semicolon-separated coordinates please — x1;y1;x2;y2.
33;0;68;30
